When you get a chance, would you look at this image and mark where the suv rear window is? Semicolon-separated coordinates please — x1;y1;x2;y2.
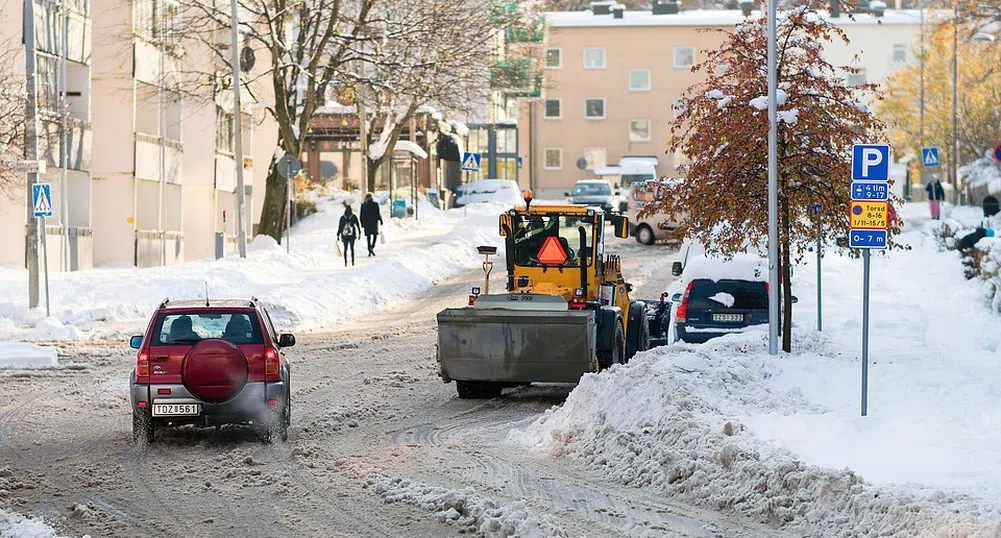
151;311;263;345
687;279;768;310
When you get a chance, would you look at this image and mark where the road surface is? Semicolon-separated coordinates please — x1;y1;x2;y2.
0;240;791;538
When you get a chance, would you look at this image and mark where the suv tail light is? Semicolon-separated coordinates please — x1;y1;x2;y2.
265;348;279;376
136;350;150;382
675;281;694;322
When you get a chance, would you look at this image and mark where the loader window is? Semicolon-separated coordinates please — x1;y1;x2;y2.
512;215;592;267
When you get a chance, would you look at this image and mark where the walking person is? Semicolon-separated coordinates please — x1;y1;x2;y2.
359;192;383;257
337;204;361;266
925;176;945;220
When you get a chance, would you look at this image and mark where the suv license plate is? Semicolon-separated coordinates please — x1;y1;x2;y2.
713;313;744;323
152;403;201;416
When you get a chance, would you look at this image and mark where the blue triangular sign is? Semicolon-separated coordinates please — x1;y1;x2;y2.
923;148;939;167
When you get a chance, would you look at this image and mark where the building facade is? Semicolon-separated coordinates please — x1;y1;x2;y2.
526;6;924;198
0;0;277;270
0;0;94;270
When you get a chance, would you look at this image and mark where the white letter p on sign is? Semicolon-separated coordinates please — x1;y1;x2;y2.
862;148;883;177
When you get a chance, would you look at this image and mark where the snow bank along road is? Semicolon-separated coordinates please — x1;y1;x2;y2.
0;241;794;538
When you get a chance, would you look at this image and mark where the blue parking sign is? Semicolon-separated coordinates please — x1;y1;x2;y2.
852;144;890;182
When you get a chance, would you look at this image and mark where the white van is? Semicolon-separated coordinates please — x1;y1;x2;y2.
594;158;658;213
627;178;684;245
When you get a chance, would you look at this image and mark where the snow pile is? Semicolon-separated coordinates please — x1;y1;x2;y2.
0;508;89;538
747;88;788;110
516;332;992;537
0;343;58;368
516;207;1001;536
0;191;504;340
370;476;565;538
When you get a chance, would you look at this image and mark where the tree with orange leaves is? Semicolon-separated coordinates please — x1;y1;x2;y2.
656;7;892;352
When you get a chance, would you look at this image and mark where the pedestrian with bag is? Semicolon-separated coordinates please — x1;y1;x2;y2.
337;204;361;266
925;176;945;220
359;192;384;257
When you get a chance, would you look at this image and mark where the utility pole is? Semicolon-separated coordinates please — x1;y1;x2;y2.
951;2;959;205
59;0;69;271
158;0;167;266
230;0;247;257
766;0;779;355
357;0;368;191
919;0;925;149
24;0;40;308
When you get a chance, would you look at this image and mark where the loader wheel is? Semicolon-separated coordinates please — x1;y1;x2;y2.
597;324;624;371
456;381;503;399
626;302;650;361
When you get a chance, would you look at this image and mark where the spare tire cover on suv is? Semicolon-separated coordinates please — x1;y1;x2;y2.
182;339;249;403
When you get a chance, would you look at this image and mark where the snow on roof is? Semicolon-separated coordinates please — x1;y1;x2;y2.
496;118;518;126
392;140;428;159
546;8;929;28
450;120;470;137
681;253;768;286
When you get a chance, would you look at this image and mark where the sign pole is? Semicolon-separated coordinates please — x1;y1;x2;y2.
861;248;870;417
40;216;50;317
766;0;779;355
814;204;822;332
286;160;291;254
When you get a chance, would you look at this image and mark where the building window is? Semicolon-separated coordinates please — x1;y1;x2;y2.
215;106;234;154
544;98;562;119
674;47;695;68
544;148;562;170
584;147;607;170
673;98;687;118
847;69;867;87
585;98;605;119
628;69;651;92
892;44;907;64
629;119;652;142
584;48;606;69
546;48;562;69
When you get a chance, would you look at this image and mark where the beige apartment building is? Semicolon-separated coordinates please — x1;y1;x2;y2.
0;0;275;270
525;5;924;198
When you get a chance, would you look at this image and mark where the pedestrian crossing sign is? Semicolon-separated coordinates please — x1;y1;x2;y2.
32;183;52;218
922;147;940;169
461;152;481;172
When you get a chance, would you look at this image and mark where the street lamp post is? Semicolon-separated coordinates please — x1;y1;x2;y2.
952;2;959;205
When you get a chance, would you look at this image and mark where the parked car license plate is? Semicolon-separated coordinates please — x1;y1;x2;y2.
712;313;744;323
152;403;201;416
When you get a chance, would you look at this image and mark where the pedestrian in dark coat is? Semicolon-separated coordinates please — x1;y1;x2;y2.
359;192;383;256
337;204;361;266
926;178;946;220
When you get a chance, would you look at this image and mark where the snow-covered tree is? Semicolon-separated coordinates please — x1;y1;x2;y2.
356;0;528;192
656;7;888;352
179;0;377;241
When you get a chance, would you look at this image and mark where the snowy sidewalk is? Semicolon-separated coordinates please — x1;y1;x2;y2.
0;193;503;342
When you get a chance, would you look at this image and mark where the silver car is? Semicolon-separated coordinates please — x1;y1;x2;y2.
565;180;619;214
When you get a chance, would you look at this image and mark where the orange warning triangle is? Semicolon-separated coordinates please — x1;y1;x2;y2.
537;236;568;265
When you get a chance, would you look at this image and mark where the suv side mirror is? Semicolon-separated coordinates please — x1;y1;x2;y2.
129;335;143;349
791;296;799;304
612;215;630;238
563;192;570;197
671;261;683;277
278;333;296;348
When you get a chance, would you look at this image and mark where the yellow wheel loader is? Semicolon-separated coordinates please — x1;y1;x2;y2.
436;191;653;399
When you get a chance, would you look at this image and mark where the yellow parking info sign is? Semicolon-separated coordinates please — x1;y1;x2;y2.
850;201;888;229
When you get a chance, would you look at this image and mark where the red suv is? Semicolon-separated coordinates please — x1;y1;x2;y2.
129;298;294;443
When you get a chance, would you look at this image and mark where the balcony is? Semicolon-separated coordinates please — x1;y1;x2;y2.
33;4;91;64
214;154;254;192
37;116;93;172
134;40;181;89
135;133;182;183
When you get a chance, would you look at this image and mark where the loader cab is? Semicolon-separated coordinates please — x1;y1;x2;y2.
499;203;629;303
